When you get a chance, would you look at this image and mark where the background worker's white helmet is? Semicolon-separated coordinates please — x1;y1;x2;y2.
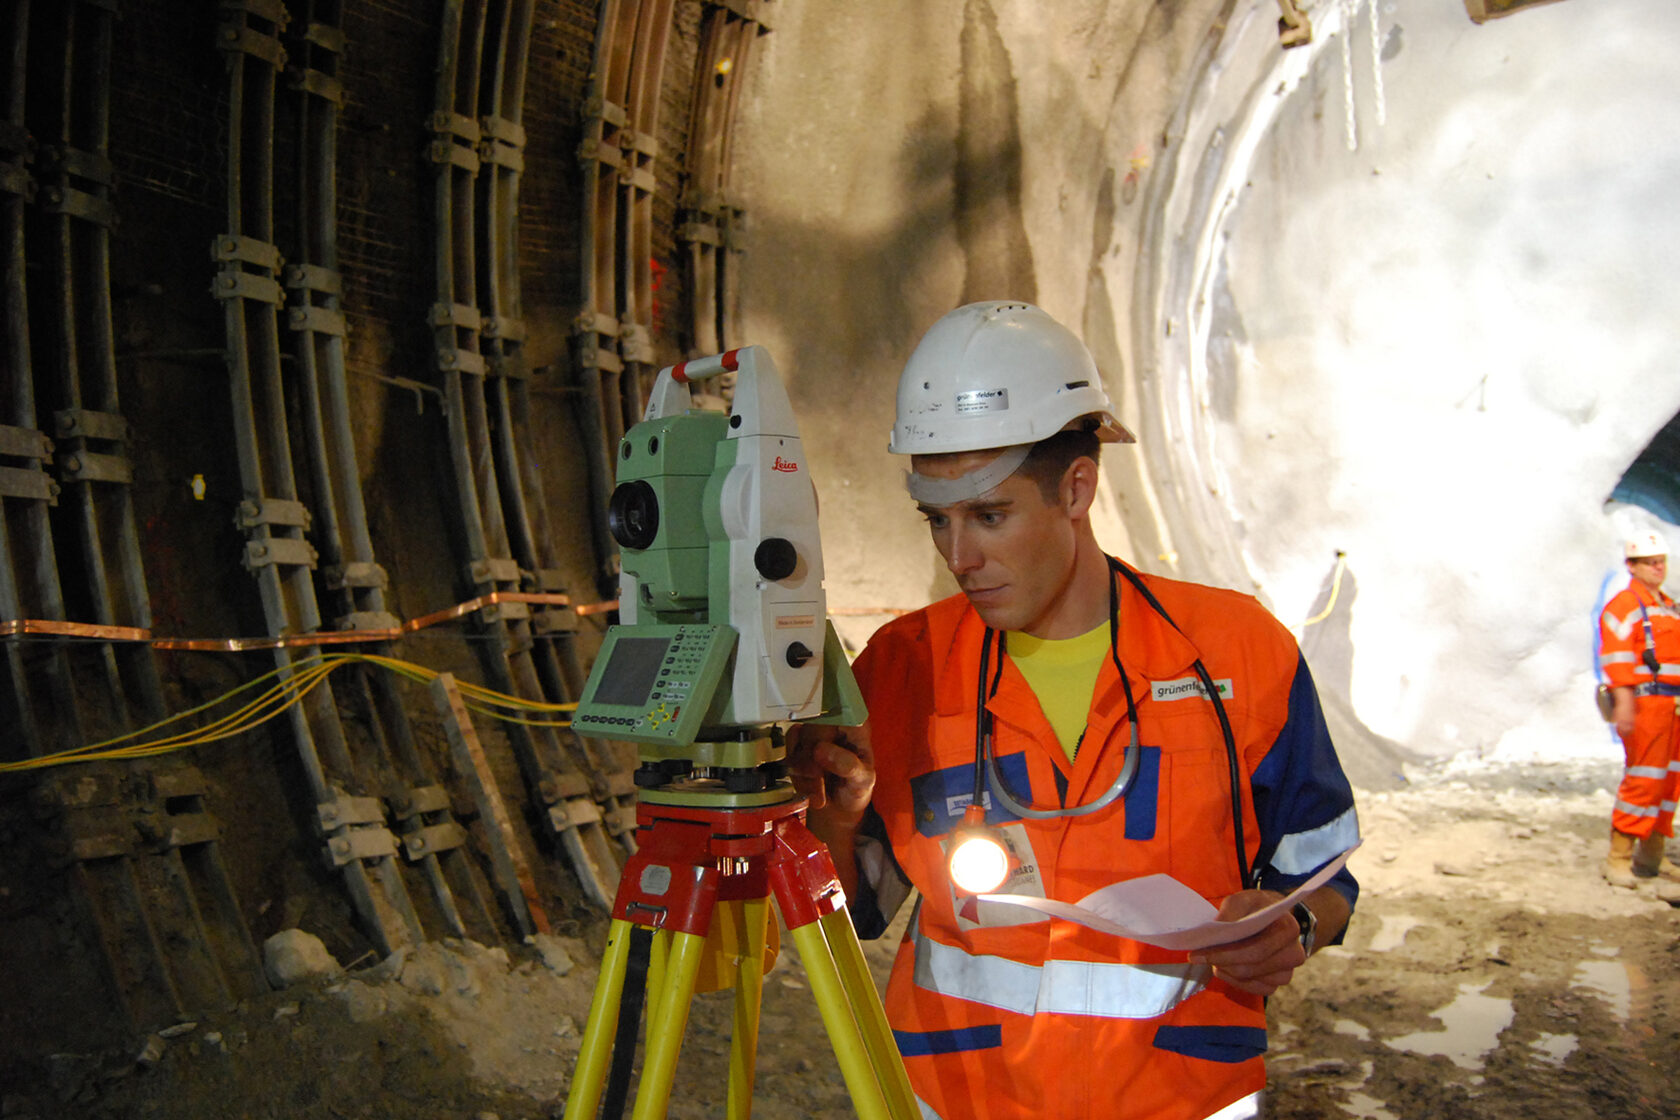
889;300;1135;455
1625;531;1668;559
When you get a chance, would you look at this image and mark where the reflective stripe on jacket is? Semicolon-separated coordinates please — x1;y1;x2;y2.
851;564;1359;1120
1599;583;1680;689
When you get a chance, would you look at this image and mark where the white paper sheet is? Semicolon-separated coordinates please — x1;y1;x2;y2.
978;843;1359;951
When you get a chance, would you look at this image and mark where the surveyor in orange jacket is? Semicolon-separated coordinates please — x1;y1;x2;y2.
1597;531;1680;888
791;302;1359;1120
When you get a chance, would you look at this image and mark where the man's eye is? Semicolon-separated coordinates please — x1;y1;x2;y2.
924;513;949;529
979;511;1004;526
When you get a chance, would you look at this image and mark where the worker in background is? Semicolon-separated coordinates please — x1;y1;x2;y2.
790;301;1360;1120
1597;532;1680;889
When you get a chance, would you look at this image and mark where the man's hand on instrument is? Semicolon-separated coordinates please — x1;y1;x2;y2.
787;722;876;825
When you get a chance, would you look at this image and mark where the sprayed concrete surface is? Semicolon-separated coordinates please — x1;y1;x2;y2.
14;760;1675;1119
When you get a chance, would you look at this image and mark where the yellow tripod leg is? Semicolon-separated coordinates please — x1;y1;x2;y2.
789;919;895;1120
820;908;918;1120
562;918;635;1120
630;929;707;1120
726;898;771;1120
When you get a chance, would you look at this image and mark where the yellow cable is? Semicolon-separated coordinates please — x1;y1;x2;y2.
1301;551;1348;627
0;652;578;774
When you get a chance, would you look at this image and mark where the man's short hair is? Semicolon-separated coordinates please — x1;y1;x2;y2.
1017;428;1101;503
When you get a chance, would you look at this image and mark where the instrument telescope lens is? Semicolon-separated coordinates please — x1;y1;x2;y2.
609;480;660;550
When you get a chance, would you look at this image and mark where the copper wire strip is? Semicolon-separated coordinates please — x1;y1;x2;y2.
0;619;153;642
0;591;614;653
0;598;912;651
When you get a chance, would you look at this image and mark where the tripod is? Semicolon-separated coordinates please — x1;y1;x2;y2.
561;790;918;1120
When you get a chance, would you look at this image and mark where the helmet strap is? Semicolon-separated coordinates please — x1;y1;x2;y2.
904;444;1031;506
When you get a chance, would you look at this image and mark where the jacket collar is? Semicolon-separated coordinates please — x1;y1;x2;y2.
929;560;1204;715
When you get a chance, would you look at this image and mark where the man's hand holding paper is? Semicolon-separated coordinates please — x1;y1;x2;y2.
978;844;1360;979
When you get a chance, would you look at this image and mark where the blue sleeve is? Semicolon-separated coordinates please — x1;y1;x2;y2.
1250;654;1361;933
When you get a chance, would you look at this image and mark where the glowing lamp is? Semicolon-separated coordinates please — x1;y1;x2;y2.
947;804;1011;895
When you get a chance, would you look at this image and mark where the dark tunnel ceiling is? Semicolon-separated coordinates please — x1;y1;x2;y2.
1612;409;1680;526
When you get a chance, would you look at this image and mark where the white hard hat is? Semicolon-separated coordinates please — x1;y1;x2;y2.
889;301;1134;455
1626;531;1668;559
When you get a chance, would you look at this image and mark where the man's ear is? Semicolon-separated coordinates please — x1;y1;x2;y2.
1061;456;1099;519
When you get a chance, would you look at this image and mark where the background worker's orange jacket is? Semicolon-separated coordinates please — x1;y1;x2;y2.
848;563;1360;1120
1598;581;1680;692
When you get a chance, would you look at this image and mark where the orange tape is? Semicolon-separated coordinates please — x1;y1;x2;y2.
0;597;916;653
0;619;152;642
1;590;620;654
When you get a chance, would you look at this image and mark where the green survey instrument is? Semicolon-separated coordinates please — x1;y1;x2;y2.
573;345;866;804
562;348;915;1120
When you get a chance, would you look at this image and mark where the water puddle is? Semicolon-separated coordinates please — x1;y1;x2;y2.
1340;1091;1399;1120
1571;960;1631;1021
1531;1031;1577;1064
1366;914;1423;952
1333;1018;1370;1040
1387;981;1513;1070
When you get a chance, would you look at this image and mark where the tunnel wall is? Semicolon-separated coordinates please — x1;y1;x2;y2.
732;0;1235;651
0;0;730;1062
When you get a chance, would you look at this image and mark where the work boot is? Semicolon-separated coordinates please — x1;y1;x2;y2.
1604;830;1638;889
1633;833;1680;882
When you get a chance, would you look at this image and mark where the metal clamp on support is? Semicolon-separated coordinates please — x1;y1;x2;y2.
210;236;287;305
56;450;132;485
678;197;746;251
467;556;521;588
335;610;401;632
479;115;527;172
32;770;133;866
149;767;225;851
480;316;528;342
402;821;469;861
430;300;482;331
54;408;130;444
528;568;581;636
619;322;655;365
577;97;628;170
0;425;59;503
289;66;345;106
617;128;658;192
236;497;312;531
573;311;625;374
393;779;471;861
285;262;343;296
288;305;347;337
36;146;118;228
300;19;346;54
427;111;482;172
467;557;528;623
216;22;289;70
0;118;33;200
243;536;317;571
318;791;399;868
323;560;389;590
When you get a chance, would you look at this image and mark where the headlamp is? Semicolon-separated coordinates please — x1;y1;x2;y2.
947;804;1012;895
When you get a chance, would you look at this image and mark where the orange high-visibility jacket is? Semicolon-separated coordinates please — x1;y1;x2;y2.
1599;582;1680;691
849;564;1360;1120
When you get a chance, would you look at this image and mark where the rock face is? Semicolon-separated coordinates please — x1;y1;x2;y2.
262;930;342;989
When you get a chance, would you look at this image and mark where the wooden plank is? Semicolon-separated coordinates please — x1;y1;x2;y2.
430;672;548;938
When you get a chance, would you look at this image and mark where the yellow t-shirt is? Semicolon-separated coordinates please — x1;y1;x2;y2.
1006;622;1109;761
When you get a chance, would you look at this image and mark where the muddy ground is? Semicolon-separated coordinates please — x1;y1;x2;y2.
7;756;1677;1120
